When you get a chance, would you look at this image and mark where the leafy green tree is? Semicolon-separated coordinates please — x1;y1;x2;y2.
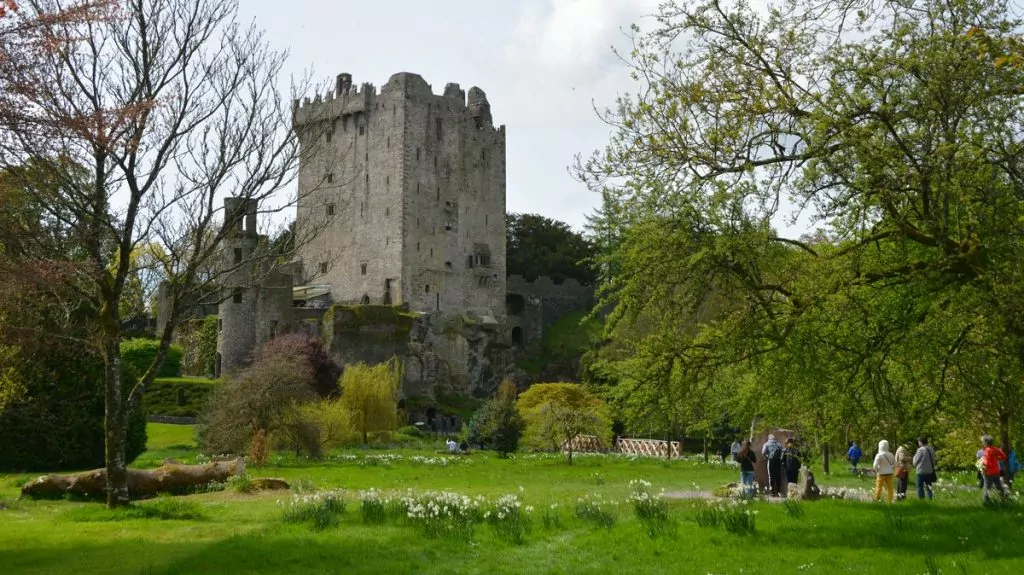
517;383;611;464
507;213;598;285
575;0;1024;447
339;358;402;444
472;380;525;457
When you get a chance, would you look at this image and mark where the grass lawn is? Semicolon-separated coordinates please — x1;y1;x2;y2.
1;425;1022;574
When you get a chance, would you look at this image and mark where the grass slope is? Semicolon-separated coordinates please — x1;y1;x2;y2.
0;425;1022;574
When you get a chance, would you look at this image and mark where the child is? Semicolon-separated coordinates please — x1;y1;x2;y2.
848;441;862;473
981;435;1008;503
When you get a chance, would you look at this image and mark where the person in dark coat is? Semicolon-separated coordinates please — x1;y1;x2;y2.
762;435;785;496
783;438;802;485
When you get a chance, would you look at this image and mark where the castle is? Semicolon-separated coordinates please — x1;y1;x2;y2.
163;72;593;401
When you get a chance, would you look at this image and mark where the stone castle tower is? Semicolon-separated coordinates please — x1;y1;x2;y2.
292;72;507;318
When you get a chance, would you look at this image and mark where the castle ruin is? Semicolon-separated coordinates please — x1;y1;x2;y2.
163;72;593;403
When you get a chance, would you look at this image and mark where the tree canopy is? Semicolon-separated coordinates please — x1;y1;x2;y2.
576;0;1024;456
506;213;598;285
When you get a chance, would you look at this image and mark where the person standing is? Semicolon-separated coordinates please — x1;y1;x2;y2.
737;440;757;496
912;437;937;500
848;441;863;473
873;440;896;503
731;439;742;462
762;434;785;497
894;442;913;501
783;438;802;486
1000;445;1020;489
976;447;985;489
981;435;1008;503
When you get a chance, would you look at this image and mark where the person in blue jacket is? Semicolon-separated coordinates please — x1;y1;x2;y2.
848;441;863;473
1001;445;1021;489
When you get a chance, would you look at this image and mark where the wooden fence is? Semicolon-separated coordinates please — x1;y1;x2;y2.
560;435;682;458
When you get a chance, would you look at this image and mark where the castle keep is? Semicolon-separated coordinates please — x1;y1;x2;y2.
163;72;593;400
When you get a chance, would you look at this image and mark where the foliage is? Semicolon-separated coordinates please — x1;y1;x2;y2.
197;352;314;456
574;0;1024;452
471;381;525;456
339;359;402;444
518;310;603;379
506;212;598;285
120;339;183;379
143;378;219;418
0;345;146;472
278;398;355;456
178;316;218;377
259;334;341;398
517;383;612;464
280;491;347;532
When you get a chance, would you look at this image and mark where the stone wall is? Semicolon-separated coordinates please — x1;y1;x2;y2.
505;275;595;345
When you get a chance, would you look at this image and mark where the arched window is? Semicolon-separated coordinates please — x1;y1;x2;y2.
360;294;370;305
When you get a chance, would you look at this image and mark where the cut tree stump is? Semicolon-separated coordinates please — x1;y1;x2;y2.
20;458;246;500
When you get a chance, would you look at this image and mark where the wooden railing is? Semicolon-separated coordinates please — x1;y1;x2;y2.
560;435;682;458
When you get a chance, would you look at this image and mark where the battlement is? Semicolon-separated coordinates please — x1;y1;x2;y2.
293;72;505;133
506;275;594;296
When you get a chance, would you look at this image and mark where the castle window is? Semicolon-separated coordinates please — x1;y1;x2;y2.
365;152;368;162
485;214;488;225
327;203;335;216
467;255;474;269
326;131;332;143
361;263;367;275
343;116;349;131
387;137;390;149
359;125;365;136
425;284;430;293
445;261;452;270
319;262;328;275
416;183;420;194
386;175;389;186
386;207;390;217
392;104;396;116
430;248;434;257
432;225;436;235
233;248;243;264
434;156;438;168
481;149;485;161
386;237;389;245
445;221;453;231
365;173;369;185
417;241;420;251
218;318;223;331
361;294;370;305
232;288;243;304
327;173;334;184
416;148;421;161
436;118;443;141
436;188;440;201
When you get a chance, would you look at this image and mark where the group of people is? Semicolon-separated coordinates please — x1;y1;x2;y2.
730;435;802;497
855;435;1020;503
864;438;938;503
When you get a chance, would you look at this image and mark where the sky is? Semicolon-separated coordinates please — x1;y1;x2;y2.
238;0;663;232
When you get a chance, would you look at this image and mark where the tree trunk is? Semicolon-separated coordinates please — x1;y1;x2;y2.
999;411;1011;452
22;458;247;500
822;443;830;475
102;329;130;508
703;436;708;463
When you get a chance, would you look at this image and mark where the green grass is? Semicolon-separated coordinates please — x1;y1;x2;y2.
1;424;1023;574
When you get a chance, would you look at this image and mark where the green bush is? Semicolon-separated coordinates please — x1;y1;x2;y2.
0;348;146;472
121;338;183;379
143;378;219;418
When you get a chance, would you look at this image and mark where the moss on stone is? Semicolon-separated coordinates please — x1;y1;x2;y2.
328;304;418;334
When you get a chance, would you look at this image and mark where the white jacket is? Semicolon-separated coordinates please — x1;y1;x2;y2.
873;440;896;476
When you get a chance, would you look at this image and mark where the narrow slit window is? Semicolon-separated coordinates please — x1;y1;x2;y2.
327;203;335;216
360;263;367;275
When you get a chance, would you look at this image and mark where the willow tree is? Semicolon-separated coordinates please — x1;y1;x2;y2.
339;359;403;445
577;0;1024;443
0;0;338;506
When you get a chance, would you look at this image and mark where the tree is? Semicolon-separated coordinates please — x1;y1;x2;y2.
0;0;338;506
507;213;598;285
259;333;342;398
197;349;315;457
472;380;525;457
339;358;402;444
574;0;1024;449
517;383;611;464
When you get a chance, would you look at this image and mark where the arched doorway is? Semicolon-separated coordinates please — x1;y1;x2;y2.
511;326;523;345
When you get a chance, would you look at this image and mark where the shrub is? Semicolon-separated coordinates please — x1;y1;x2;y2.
143;378;218;417
472;380;525;457
0;345;146;472
197;352;314;455
277;398;354;456
178;316;218;377
259;333;342;398
121;338;183;379
517;383;612;464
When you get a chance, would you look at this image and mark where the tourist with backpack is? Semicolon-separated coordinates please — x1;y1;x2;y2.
762;435;784;497
1001;445;1020;489
873;440;897;503
894;442;913;501
912;436;937;500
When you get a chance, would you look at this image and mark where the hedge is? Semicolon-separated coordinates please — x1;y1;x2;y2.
121;338;183;379
144;377;220;418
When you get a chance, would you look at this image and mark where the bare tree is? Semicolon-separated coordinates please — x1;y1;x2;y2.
0;0;342;507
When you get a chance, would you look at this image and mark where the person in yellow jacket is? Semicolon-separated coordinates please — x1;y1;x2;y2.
873;439;897;503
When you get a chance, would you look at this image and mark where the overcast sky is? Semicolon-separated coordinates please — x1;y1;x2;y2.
239;0;662;232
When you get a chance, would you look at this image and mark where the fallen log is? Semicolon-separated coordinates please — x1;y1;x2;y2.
21;458;246;500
